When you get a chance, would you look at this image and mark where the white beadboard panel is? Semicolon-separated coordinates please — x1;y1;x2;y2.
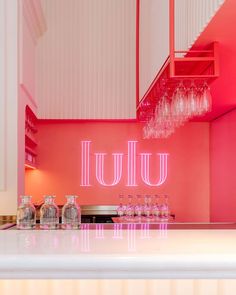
139;0;224;101
174;0;188;52
0;0;18;214
19;0;47;109
20;10;36;101
175;0;225;50
22;0;47;44
36;0;136;119
1;280;236;294
139;0;169;100
0;0;6;191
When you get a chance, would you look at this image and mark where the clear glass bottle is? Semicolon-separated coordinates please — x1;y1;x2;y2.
62;195;81;229
40;195;59;229
116;194;126;220
143;195;152;220
152;195;160;220
160;195;169;221
134;194;143;220
126;195;134;221
17;196;36;229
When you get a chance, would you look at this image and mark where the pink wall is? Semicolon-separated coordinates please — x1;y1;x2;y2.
210;109;236;221
25;121;210;222
185;0;236;222
192;0;236;121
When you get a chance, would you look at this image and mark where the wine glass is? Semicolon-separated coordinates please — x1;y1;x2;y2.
160;195;169;221
126;195;135;221
187;82;199;117
200;82;212;114
152;195;160;221
116;194;126;220
134;195;143;221
171;82;188;125
143;195;152;221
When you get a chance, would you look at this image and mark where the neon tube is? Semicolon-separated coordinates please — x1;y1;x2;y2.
140;153;169;186
81;141;91;186
127;141;138;186
95;153;123;186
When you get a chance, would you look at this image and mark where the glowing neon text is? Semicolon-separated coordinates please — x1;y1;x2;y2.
81;140;169;187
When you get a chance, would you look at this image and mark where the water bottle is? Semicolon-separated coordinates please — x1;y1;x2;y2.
17;196;36;229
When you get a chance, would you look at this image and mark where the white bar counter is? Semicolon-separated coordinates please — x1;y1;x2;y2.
1;224;236;279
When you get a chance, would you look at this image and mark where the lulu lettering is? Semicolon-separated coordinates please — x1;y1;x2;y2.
81;140;169;187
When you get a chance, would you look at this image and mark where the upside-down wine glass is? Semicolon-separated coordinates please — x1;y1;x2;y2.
134;194;143;221
152;195;160;221
143;195;152;221
117;194;126;221
160;195;169;221
126;195;135;222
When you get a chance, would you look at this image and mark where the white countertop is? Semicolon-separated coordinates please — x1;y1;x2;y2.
1;225;236;279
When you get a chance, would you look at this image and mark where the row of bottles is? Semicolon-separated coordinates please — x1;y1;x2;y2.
17;195;81;230
117;194;170;221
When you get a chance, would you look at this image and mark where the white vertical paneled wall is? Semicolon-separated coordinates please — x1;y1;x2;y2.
1;280;236;295
20;0;47;103
36;0;136;119
139;0;169;100
0;0;18;214
175;0;225;50
18;0;46;199
0;0;45;214
174;0;188;52
0;0;6;191
140;0;225;101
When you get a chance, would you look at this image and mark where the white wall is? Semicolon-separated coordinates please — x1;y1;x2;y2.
139;0;225;101
0;0;18;215
0;0;46;215
175;0;225;50
36;0;136;119
18;0;46;199
139;0;169;100
0;0;5;192
19;0;47;102
36;0;225;116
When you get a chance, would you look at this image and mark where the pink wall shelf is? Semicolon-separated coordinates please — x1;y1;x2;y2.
25;106;38;169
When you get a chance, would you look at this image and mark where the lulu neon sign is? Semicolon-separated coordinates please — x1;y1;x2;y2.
81;141;169;187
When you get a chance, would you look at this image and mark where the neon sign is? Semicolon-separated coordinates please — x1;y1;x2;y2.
81;140;169;187
140;153;168;186
95;153;123;186
81;141;91;186
127;141;138;186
